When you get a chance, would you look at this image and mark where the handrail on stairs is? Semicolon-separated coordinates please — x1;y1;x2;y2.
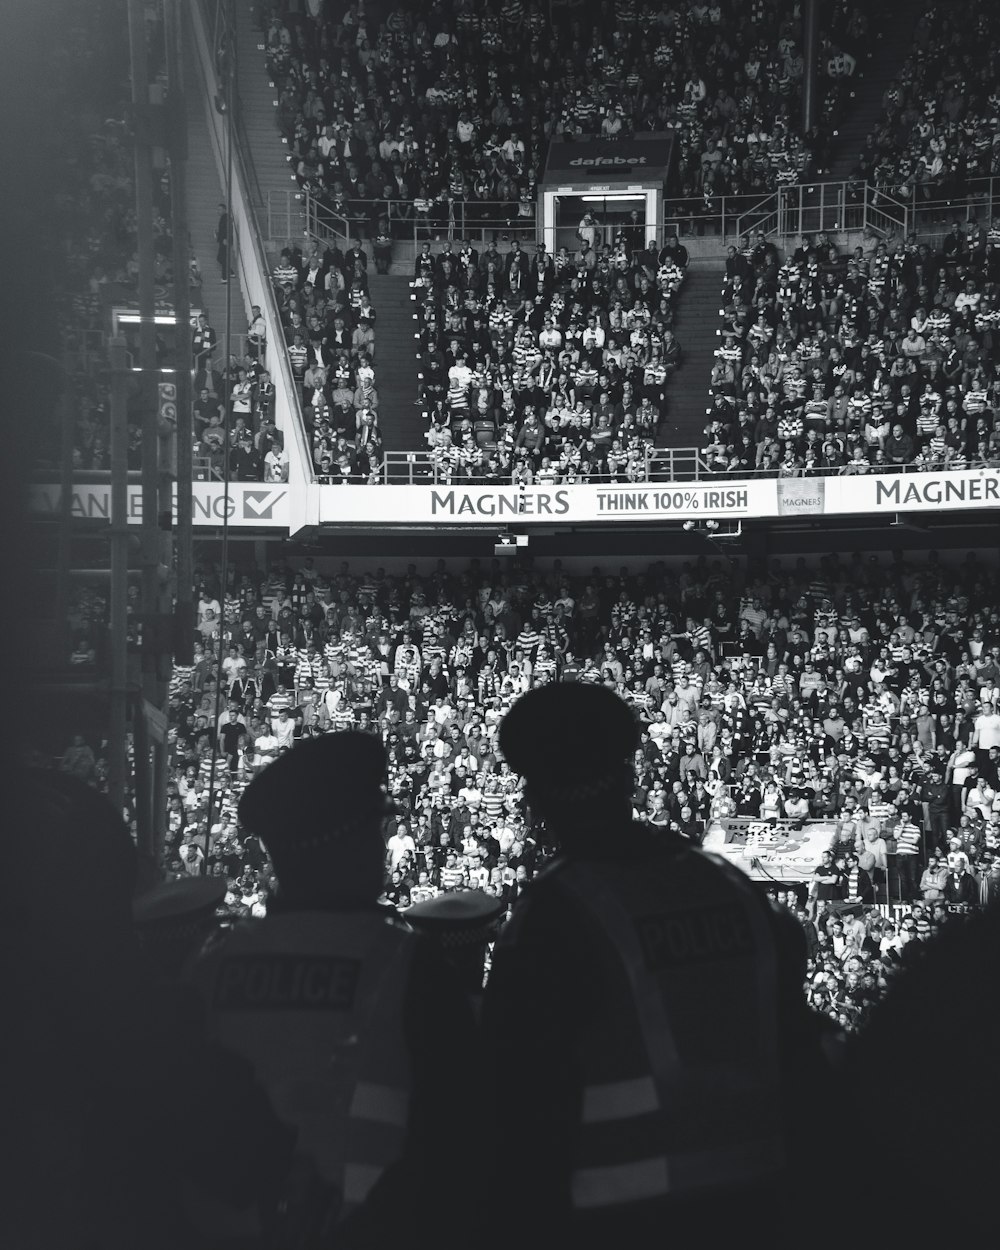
735;191;780;242
201;0;266;220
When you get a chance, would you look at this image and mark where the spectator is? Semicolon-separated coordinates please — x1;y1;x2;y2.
246;305;267;359
215;201;231;282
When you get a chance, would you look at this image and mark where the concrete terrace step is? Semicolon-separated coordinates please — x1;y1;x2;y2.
819;0;913;182
184;21;247;357
234;0;306;242
368;274;424;454
658;261;727;452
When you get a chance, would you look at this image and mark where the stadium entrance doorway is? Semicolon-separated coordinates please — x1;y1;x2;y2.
547;191;649;256
539;133;677;258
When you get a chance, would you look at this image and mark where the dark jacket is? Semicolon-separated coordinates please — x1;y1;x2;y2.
943;870;977;906
481;823;827;1250
884;431;915;464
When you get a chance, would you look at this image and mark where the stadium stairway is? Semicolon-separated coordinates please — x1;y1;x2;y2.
184;38;248;362
818;0;912;183
369;274;424;456
234;0;307;249
658;259;727;454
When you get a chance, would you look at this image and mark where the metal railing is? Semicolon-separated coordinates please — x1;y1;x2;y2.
686;455;1000;479
662;191;776;241
265;176;991;260
267;191;540;250
734;182;909;242
266;188;307;243
275;181;923;255
366;446;999;487
201;0;266;220
899;175;998;235
378;447;710;485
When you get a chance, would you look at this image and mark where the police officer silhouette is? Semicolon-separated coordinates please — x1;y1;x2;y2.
190;732;483;1250
482;683;823;1249
4;770;292;1250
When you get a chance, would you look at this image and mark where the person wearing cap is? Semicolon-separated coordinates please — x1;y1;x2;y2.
188;731;482;1250
6;770;295;1249
481;683;824;1248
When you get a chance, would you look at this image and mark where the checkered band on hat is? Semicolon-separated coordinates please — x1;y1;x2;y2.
435;922;502;950
137;912;219;944
278;800;387;854
537;767;627;804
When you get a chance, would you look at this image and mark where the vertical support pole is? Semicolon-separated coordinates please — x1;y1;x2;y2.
133;689;152;857
202;0;236;875
55;362;74;661
166;0;193;667
109;339;130;822
802;0;820;137
128;0;157;869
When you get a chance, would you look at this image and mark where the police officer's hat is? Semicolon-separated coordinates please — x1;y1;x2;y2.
237;731;389;858
498;682;640;803
133;875;226;933
405;889;506;949
133;875;227;974
406;890;506;996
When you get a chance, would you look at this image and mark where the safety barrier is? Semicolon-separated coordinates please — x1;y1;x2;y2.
262;181;923;253
378;446;708;486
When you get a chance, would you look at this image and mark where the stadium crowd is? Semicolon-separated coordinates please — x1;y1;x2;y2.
412;232;688;482
270;236;385;483
59;547;1000;1030
705;219;1000;474
854;0;1000;207
263;0;866;241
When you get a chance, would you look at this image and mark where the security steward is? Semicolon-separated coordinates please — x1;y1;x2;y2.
189;732;483;1250
482;683;826;1250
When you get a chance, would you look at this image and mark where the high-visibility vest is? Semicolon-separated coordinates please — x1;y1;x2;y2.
192;909;415;1220
500;849;785;1212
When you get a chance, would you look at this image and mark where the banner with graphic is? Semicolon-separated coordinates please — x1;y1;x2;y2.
543;134;675;183
703;817;841;882
776;476;825;516
29;482;289;527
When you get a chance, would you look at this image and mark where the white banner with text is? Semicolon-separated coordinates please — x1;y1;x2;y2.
29;482;290;527
28;467;1000;531
825;467;1000;514
319;480;773;524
